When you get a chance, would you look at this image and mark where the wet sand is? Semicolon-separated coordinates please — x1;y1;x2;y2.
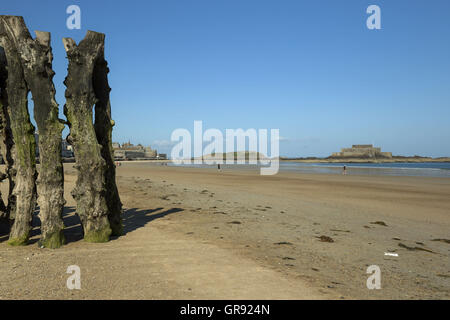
0;162;449;299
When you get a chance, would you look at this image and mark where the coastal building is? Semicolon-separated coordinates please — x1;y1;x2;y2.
61;139;74;158
34;133;74;159
330;144;392;159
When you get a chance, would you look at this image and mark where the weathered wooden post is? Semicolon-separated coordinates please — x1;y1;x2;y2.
63;31;112;242
0;45;17;226
93;43;123;236
0;46;10;222
2;16;66;248
0;16;37;246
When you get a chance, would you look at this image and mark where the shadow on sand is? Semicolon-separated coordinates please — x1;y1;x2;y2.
5;206;184;245
63;206;184;243
0;219;10;243
121;207;183;236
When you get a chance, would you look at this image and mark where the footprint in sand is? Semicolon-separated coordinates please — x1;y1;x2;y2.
330;229;351;233
316;236;334;243
160;194;178;201
370;221;388;227
274;242;293;246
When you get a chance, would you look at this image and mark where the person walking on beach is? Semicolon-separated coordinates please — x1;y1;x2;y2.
342;165;347;175
218;164;221;171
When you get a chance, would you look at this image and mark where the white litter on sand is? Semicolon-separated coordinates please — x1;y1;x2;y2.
384;252;399;257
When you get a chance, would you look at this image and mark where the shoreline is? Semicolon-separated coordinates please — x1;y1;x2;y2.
112;158;450;164
116;160;450;178
281;158;450;163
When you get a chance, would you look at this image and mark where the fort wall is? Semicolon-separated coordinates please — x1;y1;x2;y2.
330;144;392;159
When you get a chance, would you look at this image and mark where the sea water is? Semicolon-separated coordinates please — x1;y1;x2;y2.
164;161;450;178
279;162;450;178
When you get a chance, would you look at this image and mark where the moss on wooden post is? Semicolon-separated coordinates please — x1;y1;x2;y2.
93;41;123;236
63;31;111;242
3;16;66;248
0;16;37;246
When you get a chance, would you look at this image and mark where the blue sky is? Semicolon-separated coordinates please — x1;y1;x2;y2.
2;0;450;157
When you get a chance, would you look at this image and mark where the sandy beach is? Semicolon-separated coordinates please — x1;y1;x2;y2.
0;162;449;299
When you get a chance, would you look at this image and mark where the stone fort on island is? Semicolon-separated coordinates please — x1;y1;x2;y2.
330;144;392;159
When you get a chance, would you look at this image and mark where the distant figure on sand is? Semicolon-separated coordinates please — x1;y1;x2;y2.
342;165;347;175
218;164;221;171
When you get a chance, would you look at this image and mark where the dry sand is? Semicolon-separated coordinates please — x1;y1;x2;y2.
0;162;449;299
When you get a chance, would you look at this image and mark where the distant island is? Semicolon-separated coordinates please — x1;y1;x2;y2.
282;144;450;163
199;146;450;163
